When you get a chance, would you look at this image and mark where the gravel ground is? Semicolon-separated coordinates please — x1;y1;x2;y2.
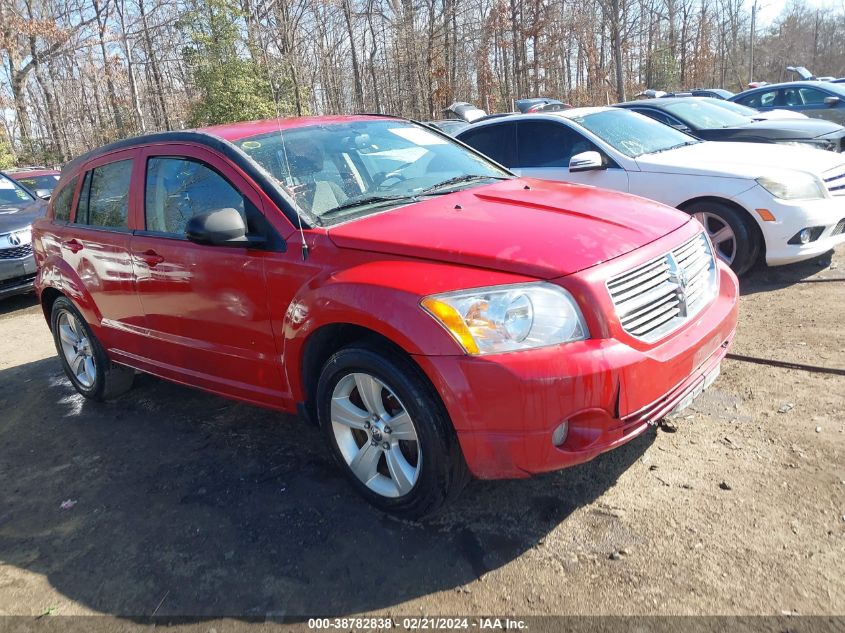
0;249;843;622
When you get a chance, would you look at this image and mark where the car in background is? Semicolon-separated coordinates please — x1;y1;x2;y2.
708;99;808;121
32;115;738;517
515;98;571;113
0;171;46;299
8;168;61;199
616;97;845;152
664;89;735;100
730;81;845;125
425;120;469;136
456;108;845;275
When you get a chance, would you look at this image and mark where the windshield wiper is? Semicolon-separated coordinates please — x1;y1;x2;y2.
322;194;417;217
646;140;698;155
416;174;508;195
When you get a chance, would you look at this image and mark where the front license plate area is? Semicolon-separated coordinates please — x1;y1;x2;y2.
666;363;721;418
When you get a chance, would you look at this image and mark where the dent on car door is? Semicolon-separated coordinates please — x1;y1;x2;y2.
515;120;629;192
63;150;147;354
128;147;286;405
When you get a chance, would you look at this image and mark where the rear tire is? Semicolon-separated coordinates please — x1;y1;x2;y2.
683;200;759;276
50;296;134;400
315;343;470;519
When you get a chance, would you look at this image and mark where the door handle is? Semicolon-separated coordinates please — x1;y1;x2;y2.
141;249;165;267
62;239;83;253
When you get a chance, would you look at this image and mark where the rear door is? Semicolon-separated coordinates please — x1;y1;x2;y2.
61;150;147;353
128;144;284;405
514;119;629;191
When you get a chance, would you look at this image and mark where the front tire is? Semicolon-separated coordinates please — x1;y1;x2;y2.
50;296;134;400
684;201;760;276
315;344;469;519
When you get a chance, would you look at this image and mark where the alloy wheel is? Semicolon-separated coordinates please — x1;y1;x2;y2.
57;310;97;389
693;211;737;265
330;372;421;498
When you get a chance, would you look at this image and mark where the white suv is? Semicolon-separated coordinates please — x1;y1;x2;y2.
457;107;845;275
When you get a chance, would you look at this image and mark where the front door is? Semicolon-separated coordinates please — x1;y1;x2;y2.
513;120;630;192
128;145;285;406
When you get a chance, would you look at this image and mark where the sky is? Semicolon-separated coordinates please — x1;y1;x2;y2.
755;0;842;24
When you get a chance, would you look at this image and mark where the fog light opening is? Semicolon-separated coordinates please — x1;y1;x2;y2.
799;228;812;244
552;421;569;447
788;226;825;245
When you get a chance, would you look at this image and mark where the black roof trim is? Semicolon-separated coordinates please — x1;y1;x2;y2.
62;130;310;230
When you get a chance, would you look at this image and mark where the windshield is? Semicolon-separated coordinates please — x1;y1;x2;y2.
16;174;59;191
573;109;698;158
662;99;752;128
0;173;35;205
707;99;760;117
235;119;509;224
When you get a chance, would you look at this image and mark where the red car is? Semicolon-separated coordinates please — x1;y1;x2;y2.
32;116;739;517
8;168;61;199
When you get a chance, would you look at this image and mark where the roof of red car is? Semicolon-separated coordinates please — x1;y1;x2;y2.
8;168;61;178
201;115;393;141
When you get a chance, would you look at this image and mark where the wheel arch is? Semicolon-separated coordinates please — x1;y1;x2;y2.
677;195;766;260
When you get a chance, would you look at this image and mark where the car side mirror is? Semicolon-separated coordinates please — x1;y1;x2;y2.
185;208;264;247
569;151;605;173
824;96;841;107
35;189;51;200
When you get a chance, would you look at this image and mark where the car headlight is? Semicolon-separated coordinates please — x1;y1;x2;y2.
421;282;588;355
756;170;827;200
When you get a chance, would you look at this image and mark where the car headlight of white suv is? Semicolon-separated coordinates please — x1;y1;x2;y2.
756;170;828;200
422;282;588;355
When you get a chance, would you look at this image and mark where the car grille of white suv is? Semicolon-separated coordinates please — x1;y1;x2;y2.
607;232;719;343
823;166;845;197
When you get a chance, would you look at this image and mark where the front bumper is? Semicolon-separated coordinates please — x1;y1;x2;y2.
415;260;739;480
735;185;845;266
0;251;37;299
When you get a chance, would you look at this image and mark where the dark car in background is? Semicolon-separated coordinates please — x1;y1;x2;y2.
8;168;61;199
0;171;46;299
616;97;845;152
729;81;845;125
667;88;735;100
425;120;469;136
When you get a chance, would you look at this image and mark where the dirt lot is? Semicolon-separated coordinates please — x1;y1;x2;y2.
0;249;843;622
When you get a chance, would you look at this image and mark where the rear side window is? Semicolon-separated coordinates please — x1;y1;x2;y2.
736;90;778;108
517;120;598;168
458;123;517;166
52;176;78;222
144;157;247;235
76;159;133;229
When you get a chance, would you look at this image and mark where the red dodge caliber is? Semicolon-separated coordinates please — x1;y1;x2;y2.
32;116;738;517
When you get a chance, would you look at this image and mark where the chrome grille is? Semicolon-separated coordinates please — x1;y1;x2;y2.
607;233;718;343
0;244;33;260
832;218;845;236
823;165;845;197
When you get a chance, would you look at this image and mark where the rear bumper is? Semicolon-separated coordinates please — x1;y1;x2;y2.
415;263;739;479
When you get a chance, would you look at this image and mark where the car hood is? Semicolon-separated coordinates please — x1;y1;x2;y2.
0;198;46;233
736;117;843;138
327;178;690;279
636;141;845;179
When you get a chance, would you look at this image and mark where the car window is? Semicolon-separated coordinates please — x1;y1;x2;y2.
51;176;78;222
17;175;59;191
76;160;133;229
570;109;697;157
795;87;829;105
737;90;778;108
236;120;509;223
661;100;751;128
632;108;681;127
517;120;597;167
457;123;517;166
0;173;35;204
145;157;246;235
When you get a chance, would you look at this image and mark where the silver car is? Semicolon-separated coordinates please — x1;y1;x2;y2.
0;171;45;299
